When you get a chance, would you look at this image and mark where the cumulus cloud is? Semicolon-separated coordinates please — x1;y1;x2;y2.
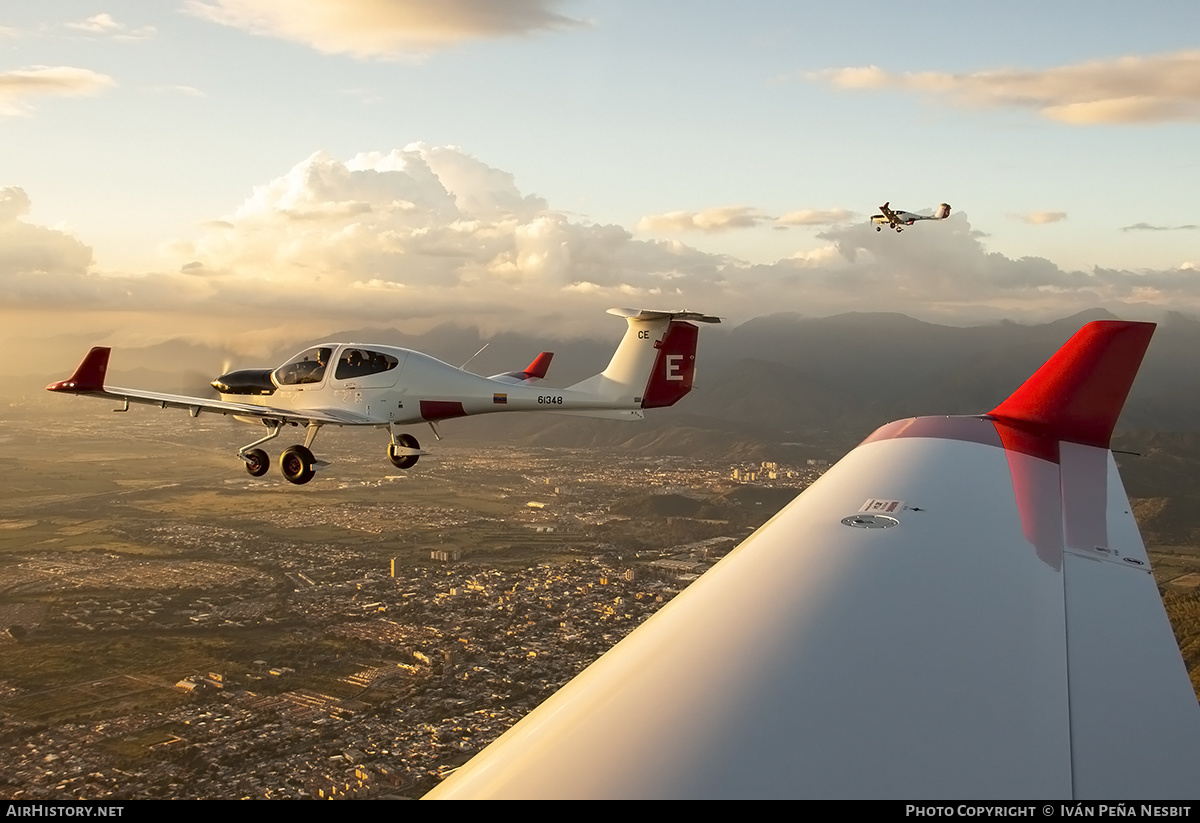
0;187;96;293
1121;222;1199;232
0;66;115;116
637;207;769;234
809;50;1200;124
149;149;1200;332
66;13;156;40
777;208;855;227
1008;211;1067;225
184;0;581;59
14;145;1200;359
161;144;735;333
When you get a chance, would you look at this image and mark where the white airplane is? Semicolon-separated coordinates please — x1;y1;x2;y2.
872;201;951;232
47;308;719;485
427;320;1200;799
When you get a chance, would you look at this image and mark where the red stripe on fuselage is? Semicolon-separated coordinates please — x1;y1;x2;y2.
420;400;467;421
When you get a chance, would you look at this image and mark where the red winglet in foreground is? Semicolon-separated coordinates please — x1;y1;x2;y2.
428;320;1200;800
989;320;1156;451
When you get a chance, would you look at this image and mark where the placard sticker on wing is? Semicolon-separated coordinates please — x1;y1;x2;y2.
860;498;905;513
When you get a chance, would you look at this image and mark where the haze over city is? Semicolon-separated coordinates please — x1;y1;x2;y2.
3;0;1200;368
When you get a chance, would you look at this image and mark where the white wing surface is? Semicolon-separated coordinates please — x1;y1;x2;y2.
47;346;371;425
427;320;1200;799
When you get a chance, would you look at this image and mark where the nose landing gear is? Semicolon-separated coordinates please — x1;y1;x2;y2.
387;431;421;469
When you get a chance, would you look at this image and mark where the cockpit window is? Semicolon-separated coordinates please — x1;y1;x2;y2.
335;349;399;380
275;347;333;386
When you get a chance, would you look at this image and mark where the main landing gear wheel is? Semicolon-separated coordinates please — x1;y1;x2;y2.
388;433;420;470
280;445;316;485
244;448;270;477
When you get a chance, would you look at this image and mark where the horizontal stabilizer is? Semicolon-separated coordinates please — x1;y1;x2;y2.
607;307;721;324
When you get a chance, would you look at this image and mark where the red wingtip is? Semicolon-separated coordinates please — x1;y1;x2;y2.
47;347;110;392
988;321;1155;449
525;352;553;380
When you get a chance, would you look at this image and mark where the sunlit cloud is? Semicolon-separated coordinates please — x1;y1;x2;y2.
66;13;156;40
777;208;855;226
0;186;95;289
788;244;848;267
637;207;769;234
12;146;1200;360
809;50;1200;124
1008;211;1067;225
184;0;581;60
0;66;115;116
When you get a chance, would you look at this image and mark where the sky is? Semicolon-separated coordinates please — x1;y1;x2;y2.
3;1;1200;362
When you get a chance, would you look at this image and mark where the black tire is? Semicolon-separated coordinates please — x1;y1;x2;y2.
244;448;270;477
388;433;420;470
280;445;316;485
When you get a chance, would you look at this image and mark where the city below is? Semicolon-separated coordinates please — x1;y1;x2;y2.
0;404;826;799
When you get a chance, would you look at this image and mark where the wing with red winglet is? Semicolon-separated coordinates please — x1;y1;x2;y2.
427;320;1200;800
488;352;554;385
47;346;370;425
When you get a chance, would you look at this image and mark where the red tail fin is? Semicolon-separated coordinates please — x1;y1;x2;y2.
641;321;699;408
988;320;1155;449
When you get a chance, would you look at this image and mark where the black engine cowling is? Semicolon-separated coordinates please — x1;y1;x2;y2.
211;368;276;396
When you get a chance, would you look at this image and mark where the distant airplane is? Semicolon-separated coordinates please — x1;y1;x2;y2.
872;201;951;232
427;320;1200;799
47;308;719;485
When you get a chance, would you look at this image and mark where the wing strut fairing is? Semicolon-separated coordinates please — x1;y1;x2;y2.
427;320;1200;800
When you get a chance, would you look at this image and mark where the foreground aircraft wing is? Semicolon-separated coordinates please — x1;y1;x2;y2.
428;320;1200;799
47;347;371;425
